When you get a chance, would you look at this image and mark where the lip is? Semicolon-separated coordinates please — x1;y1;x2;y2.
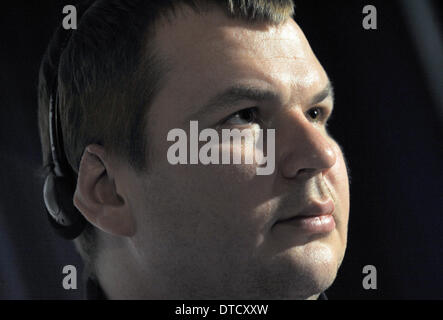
276;198;336;234
279;214;336;234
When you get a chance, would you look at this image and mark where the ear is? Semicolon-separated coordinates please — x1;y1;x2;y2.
73;144;136;237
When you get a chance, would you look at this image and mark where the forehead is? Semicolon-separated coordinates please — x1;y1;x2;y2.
150;5;328;120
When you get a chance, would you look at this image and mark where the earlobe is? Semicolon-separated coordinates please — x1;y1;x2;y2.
73;144;136;237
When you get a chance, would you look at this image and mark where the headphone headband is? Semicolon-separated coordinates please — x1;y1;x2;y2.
43;1;95;239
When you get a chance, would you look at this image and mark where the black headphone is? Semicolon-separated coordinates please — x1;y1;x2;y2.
43;1;95;240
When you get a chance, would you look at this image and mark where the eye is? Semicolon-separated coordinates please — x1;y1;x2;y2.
306;106;328;123
307;107;321;120
223;107;258;126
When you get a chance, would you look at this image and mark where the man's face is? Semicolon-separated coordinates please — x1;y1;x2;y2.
123;7;349;299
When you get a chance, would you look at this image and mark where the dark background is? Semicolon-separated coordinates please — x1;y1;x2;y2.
0;0;442;299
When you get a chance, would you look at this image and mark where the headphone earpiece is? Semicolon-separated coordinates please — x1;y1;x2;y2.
43;171;86;239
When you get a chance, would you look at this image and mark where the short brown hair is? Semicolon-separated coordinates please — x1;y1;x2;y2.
38;0;294;273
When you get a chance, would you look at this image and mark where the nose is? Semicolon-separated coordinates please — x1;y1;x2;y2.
278;109;337;179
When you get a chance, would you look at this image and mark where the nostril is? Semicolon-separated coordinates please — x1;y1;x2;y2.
296;168;316;178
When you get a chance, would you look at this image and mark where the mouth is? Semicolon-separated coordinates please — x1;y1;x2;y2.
275;198;336;234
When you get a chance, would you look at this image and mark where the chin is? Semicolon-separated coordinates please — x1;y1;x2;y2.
294;241;342;297
254;240;341;299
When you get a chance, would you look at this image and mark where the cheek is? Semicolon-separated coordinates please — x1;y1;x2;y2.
325;143;350;231
136;165;271;274
159;161;274;255
150;158;266;230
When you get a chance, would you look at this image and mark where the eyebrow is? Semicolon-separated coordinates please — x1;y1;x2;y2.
310;81;334;106
187;85;279;120
188;81;334;120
